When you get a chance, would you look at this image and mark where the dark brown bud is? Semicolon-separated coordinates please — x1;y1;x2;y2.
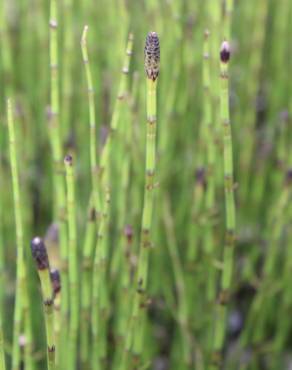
31;237;49;270
220;41;231;63
50;269;61;295
64;154;73;166
144;32;160;81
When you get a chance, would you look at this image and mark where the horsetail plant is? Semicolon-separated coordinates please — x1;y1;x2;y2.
80;26;99;367
50;269;61;366
81;25;100;221
131;31;160;361
49;0;69;357
211;40;236;368
31;237;56;370
64;154;79;369
80;198;96;368
7;99;34;370
91;33;134;370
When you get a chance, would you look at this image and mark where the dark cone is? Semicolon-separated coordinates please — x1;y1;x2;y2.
144;32;160;81
220;41;231;63
31;237;50;270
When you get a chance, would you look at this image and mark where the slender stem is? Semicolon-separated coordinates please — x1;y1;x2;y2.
7;99;33;370
81;25;101;221
64;155;78;369
31;238;55;370
49;0;69;360
91;33;134;370
80;197;96;368
130;32;160;363
211;41;236;368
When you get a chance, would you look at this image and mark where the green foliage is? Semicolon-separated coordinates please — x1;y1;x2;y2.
0;1;292;369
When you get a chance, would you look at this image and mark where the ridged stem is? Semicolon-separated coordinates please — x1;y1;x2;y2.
211;42;236;368
8;99;33;370
64;155;78;369
49;0;68;364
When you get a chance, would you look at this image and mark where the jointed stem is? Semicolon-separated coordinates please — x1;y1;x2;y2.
49;1;68;363
64;155;78;369
132;77;158;359
31;237;56;370
7;99;33;370
211;42;236;367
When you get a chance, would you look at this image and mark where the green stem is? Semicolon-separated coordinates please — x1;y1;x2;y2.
132;76;158;361
49;1;69;362
31;238;55;370
211;42;236;368
64;155;78;369
7;99;33;370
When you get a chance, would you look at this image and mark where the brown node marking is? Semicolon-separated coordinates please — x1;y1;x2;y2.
48;345;55;353
211;350;223;366
226;230;236;246
218;289;230;305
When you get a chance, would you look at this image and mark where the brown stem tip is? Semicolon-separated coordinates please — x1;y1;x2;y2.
220;41;231;63
144;32;160;81
31;237;50;270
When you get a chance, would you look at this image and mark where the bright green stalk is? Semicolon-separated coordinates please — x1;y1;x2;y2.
50;269;61;368
211;41;236;368
203;29;216;302
31;237;55;370
0;0;13;97
163;197;192;368
0;322;5;370
131;32;160;361
8;98;22;370
0;160;6;370
80;26;99;367
81;25;101;222
64;155;78;369
224;0;234;41
49;0;68;363
7;99;33;370
91;33;134;370
80;197;96;369
99;32;134;174
61;0;74;138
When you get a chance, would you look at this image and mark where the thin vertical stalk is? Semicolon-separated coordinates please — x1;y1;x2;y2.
0;157;6;370
203;29;217;303
49;0;68;364
50;269;61;367
131;32;160;362
64;155;78;369
91;32;134;370
211;41;236;368
31;238;56;370
81;25;101;222
80;25;99;368
223;0;234;41
80;197;96;368
7;99;33;370
163;196;192;368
